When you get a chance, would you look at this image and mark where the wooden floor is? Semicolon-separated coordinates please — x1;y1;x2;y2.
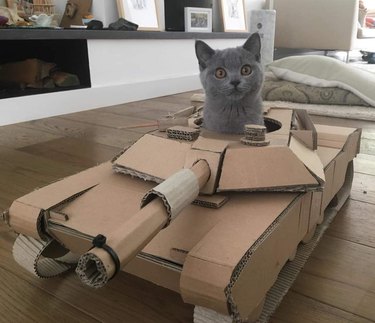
0;92;374;323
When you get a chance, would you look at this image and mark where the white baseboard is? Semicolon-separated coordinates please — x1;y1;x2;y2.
0;74;202;126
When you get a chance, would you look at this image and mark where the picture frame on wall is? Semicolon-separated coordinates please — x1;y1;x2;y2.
117;0;160;31
184;7;212;32
220;0;247;32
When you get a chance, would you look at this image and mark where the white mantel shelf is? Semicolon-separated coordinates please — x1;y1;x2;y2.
0;30;249;125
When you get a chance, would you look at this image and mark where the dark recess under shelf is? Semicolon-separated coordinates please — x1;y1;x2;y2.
0;39;91;99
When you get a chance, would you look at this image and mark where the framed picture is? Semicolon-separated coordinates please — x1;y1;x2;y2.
184;7;212;32
220;0;247;32
117;0;160;31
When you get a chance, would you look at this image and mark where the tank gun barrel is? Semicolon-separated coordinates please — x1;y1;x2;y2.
76;160;211;288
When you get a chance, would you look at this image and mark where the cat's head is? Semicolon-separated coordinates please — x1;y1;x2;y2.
195;33;263;101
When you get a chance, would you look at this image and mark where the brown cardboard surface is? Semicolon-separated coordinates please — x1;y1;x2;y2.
180;193;299;315
265;108;293;136
219;146;319;191
321;161;335;211
181;256;232;314
298;192;312;240
184;149;222;194
343;129;362;161
141;203;227;266
75;161;210;287
289;136;325;184
50;172;154;241
114;108;325;194
317;146;341;167
315;124;356;149
8;162;112;240
332;151;349;197
229;197;301;319
192;134;231;153
8;201;43;239
124;255;182;293
48;225;93;254
114;134;191;181
292;109;317;150
290;130;315;150
16;162;112;210
308;191;323;232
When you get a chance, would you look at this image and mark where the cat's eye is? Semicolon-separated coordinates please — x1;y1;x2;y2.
241;65;252;76
215;68;227;79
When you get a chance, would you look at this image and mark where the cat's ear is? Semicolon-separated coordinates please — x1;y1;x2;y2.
243;33;261;62
195;40;215;69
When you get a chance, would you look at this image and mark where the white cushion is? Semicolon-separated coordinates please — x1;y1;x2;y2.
358;26;375;38
267;55;375;106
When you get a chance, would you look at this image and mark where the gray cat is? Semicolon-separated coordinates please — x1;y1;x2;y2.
195;33;264;134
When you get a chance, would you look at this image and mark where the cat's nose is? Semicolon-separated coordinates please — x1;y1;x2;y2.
231;80;240;87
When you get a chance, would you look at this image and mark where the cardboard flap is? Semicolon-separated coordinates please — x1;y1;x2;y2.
192;134;231;153
48;172;154;239
293;109;317;150
342;129;362;161
265;108;293;136
290;130;315;150
142;203;228;268
289;136;325;185
317;146;341;168
16;162;112;210
218;146;319;191
114;134;192;182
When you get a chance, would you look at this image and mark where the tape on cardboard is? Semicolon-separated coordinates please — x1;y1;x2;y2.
12;234;79;278
141;168;200;224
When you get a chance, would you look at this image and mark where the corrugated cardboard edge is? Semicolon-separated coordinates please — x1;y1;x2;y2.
13;234;79;279
141;169;200;223
193;195;229;209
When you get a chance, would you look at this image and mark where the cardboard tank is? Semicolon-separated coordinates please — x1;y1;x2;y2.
3;103;361;322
